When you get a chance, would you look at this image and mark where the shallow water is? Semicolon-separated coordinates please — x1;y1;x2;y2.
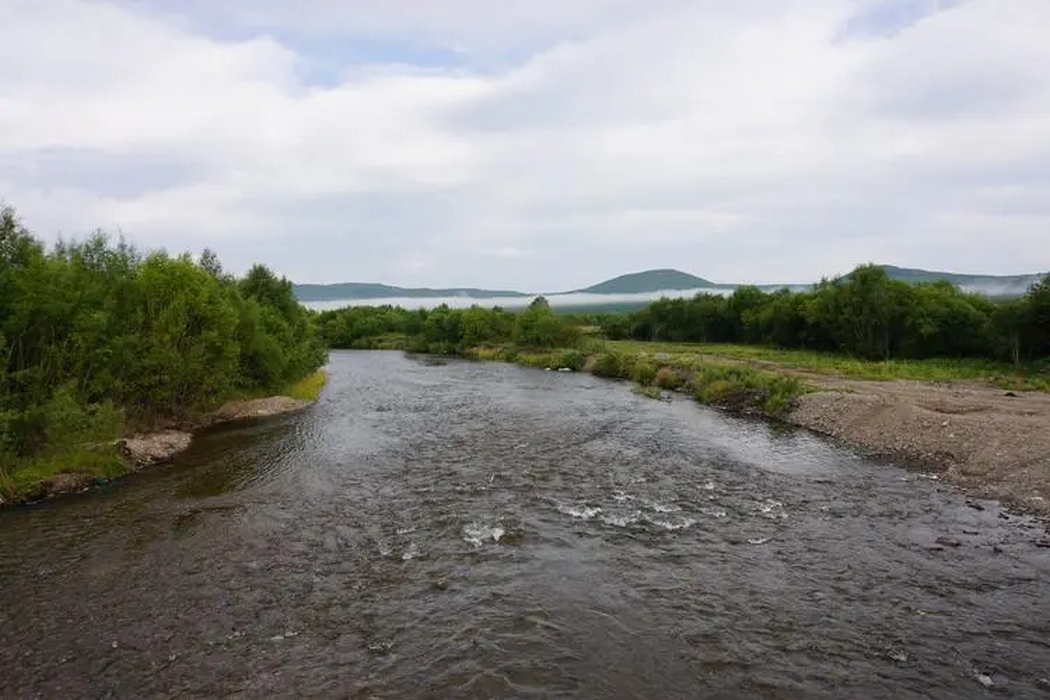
2;351;1049;699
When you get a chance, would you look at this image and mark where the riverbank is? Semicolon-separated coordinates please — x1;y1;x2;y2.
0;371;327;507
790;377;1050;518
459;343;1050;519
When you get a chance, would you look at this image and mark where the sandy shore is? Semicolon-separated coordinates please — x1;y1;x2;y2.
788;375;1050;519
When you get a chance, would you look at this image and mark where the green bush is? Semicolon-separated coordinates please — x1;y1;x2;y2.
597;262;1050;364
629;360;658;386
591;352;627;378
0;206;328;500
41;385;124;452
654;367;685;390
557;350;586;371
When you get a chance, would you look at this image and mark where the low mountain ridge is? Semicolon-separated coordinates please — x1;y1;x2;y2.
292;265;1047;303
573;268;716;294
879;265;1045;296
293;282;526;302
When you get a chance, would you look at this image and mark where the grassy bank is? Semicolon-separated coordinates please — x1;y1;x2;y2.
461;344;808;417
0;445;126;505
607;340;1050;391
283;370;328;401
1;205;330;506
0;371;329;507
439;336;1049;417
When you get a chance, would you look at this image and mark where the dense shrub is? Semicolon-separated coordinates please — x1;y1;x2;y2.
590;352;628;379
319;296;581;355
598;265;1050;363
629;360;659;386
654;367;685;390
557;350;586;371
0;206;327;467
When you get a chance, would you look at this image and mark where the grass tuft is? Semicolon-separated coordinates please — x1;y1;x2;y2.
285;370;328;401
1;445;128;504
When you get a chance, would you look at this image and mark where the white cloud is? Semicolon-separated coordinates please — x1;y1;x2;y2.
1;0;1048;288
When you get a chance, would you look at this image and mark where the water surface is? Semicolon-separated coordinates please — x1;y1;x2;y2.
2;351;1048;698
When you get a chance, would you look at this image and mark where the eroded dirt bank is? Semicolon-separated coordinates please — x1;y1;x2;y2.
789;375;1050;519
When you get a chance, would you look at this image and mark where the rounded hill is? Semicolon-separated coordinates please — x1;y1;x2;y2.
576;269;715;295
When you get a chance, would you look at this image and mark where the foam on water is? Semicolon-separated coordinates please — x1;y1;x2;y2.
463;523;505;547
758;499;788;519
557;503;602;520
647;516;697;532
646;501;681;514
600;510;643;528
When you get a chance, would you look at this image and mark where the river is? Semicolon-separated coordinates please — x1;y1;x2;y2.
2;351;1049;698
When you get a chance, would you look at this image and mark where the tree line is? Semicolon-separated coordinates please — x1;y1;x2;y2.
318;264;1049;365
0;207;327;465
318;296;580;352
599;265;1049;363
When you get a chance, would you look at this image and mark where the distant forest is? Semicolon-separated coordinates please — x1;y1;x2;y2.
318;265;1050;364
294;265;1046;302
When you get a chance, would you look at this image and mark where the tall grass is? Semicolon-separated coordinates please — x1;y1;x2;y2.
608;340;1050;391
582;349;806;415
2;371;329;507
460;342;808;417
285;370;328;401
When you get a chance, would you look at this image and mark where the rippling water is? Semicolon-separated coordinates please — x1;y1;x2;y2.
2;351;1049;698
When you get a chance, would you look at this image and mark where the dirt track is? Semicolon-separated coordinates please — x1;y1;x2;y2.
789;374;1050;518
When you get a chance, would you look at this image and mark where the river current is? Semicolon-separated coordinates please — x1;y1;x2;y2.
2;351;1049;698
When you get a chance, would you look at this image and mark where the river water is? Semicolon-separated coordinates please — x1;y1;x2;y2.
2;351;1049;699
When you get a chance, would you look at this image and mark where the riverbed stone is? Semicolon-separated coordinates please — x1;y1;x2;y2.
120;430;193;468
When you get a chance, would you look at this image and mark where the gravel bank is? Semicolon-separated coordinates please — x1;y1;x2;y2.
789;377;1050;518
122;396;313;467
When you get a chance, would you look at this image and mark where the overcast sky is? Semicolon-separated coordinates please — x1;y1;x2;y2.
1;0;1047;289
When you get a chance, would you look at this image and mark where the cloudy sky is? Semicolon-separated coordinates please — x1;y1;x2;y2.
1;0;1048;290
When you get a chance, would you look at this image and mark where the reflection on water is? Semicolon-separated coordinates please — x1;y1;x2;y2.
1;351;1049;699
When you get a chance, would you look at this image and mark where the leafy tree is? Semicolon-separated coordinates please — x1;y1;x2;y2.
199;248;226;280
993;299;1028;367
514;300;579;348
593;264;1049;365
0;206;327;466
1024;275;1050;359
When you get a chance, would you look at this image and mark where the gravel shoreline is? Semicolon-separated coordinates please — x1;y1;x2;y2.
788;376;1050;520
121;396;313;467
